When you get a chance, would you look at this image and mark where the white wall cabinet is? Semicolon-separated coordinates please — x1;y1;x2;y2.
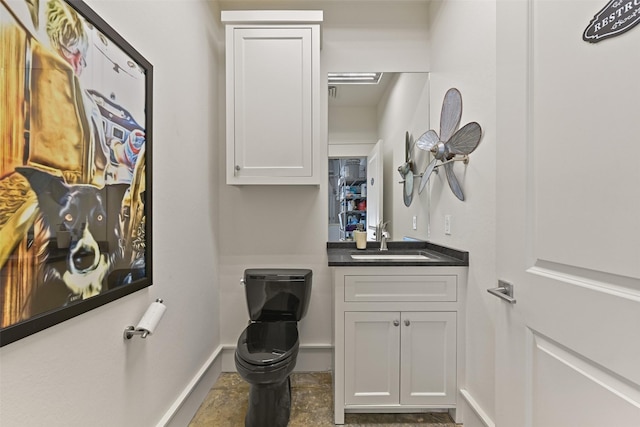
334;267;466;424
222;11;322;185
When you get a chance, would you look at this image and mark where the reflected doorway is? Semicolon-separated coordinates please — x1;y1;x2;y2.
329;158;367;241
328;141;382;242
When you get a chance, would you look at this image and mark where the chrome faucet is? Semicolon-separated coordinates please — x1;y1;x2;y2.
377;221;390;251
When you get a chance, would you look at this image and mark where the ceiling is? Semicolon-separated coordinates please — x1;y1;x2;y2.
327;72;394;108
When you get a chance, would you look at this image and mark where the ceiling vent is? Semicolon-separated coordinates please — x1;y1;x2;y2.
327;72;383;84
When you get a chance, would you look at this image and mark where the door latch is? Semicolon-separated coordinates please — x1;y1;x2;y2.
487;280;516;304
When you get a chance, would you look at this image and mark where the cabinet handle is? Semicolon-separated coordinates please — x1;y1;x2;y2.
393;320;400;327
404;319;410;326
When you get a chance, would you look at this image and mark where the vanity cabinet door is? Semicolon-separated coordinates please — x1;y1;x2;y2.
344;311;400;405
344;311;456;407
225;25;320;185
400;311;457;405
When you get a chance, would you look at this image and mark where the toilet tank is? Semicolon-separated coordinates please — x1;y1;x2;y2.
243;269;312;321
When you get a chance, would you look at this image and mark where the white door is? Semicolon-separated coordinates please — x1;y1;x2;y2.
230;27;312;179
344;311;400;405
366;140;383;241
495;1;640;426
400;311;456;406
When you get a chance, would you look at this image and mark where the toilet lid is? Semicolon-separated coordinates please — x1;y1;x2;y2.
236;322;299;366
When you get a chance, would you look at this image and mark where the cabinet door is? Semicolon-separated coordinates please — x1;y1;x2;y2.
400;311;456;405
228;27;313;182
344;311;400;405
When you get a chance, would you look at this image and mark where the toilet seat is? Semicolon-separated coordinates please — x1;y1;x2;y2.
236;321;299;367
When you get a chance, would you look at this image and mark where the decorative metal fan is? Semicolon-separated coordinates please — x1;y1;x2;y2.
416;88;482;201
397;131;416;206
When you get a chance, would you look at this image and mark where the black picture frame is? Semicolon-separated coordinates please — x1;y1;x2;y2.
0;0;153;346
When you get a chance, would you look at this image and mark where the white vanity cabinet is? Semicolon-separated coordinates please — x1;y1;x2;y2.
333;267;466;425
344;311;457;407
222;11;322;185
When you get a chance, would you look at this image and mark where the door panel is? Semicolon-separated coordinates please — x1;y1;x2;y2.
530;331;640;427
400;311;456;406
344;311;400;405
529;1;640;279
233;27;312;177
496;0;640;426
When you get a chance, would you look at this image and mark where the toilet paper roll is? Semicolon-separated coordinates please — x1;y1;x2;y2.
136;301;166;334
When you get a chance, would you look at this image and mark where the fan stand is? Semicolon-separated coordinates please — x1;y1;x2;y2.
404;155;469;182
434;154;469;169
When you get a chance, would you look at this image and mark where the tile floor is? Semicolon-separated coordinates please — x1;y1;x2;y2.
189;372;460;426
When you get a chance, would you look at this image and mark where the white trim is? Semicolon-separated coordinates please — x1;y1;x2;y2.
529;263;640;303
156;343;332;426
221;10;323;24
157;345;224;427
460;388;496;427
328;143;375;158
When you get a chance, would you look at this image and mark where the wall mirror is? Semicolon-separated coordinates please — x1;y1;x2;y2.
328;72;431;242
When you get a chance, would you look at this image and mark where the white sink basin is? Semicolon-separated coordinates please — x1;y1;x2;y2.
350;253;432;260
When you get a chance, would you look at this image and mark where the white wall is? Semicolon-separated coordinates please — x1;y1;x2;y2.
328;105;378;144
328;72;431;240
0;1;500;425
377;72;431;240
0;1;223;426
217;1;431;358
426;0;497;425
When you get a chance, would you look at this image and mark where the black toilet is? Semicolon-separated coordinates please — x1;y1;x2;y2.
235;268;312;427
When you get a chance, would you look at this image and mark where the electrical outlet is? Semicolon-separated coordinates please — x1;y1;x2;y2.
444;214;452;235
412;216;417;230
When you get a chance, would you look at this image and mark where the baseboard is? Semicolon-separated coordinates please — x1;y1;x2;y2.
157;345;224;427
156;343;332;427
221;343;333;372
459;388;496;427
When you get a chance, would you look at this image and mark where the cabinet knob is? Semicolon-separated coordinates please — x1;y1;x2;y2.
235;165;241;171
404;319;411;326
393;320;400;327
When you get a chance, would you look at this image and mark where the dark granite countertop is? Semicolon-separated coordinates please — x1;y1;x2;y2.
327;241;469;267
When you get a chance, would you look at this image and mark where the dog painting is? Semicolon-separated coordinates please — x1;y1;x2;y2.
0;0;152;345
15;167;132;315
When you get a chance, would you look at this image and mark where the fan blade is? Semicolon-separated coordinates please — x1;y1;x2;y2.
406;132;418;172
415;130;439;152
405;131;411;160
418;158;437;194
447;122;482;155
444;162;464;201
404;170;414;206
440;88;462;142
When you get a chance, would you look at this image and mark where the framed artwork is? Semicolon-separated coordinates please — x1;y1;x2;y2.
0;0;153;346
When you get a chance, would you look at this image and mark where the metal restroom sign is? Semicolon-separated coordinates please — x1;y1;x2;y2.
583;0;640;42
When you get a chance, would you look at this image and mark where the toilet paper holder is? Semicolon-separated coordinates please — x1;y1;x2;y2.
124;298;166;340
